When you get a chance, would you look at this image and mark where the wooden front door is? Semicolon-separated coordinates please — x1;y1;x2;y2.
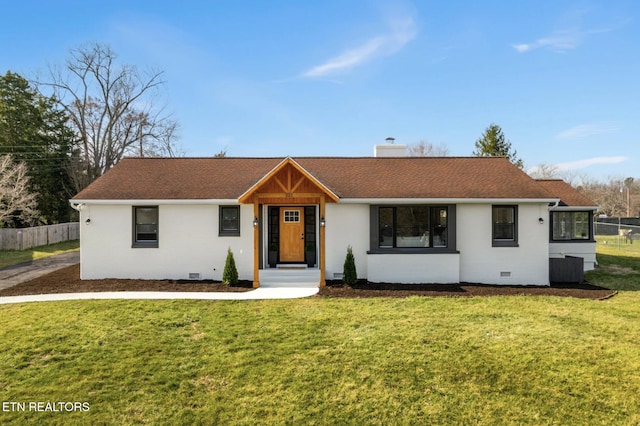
280;207;305;262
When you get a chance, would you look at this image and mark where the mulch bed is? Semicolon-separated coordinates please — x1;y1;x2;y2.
319;281;617;300
0;265;253;297
0;264;617;300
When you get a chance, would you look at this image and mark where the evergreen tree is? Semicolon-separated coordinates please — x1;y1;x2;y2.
222;247;239;286
473;123;524;169
342;245;358;286
0;71;75;224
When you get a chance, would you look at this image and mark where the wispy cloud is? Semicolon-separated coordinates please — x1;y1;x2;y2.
302;17;417;78
555;156;628;171
512;29;582;53
512;27;612;53
556;122;620;140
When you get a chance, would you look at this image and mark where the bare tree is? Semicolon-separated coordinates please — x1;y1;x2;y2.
578;176;640;217
213;147;228;158
407;140;450;156
528;163;560;179
528;163;640;217
40;43;181;192
581;179;625;217
527;164;592;187
0;155;39;226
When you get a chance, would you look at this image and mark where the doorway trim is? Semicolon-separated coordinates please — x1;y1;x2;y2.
267;206;318;267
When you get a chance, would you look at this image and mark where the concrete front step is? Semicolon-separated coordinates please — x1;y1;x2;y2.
259;268;320;288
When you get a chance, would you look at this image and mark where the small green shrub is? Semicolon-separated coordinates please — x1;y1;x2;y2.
342;245;357;286
222;247;239;286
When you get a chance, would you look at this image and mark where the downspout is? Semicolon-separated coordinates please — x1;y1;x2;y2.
547;200;560;211
69;202;89;225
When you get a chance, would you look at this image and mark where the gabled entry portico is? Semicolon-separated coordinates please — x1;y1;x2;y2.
238;157;339;288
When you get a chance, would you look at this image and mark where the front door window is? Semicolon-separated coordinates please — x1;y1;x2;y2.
283;209;300;223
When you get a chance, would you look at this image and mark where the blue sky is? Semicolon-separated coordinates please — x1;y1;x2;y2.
1;1;638;180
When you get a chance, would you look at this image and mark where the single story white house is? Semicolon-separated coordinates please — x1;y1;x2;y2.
70;144;598;287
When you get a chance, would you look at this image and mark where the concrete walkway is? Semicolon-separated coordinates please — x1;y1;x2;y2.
0;251;319;305
0;287;320;305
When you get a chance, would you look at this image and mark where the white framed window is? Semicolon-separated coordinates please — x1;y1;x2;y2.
283;210;300;223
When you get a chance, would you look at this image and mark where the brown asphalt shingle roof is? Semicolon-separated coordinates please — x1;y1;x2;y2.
536;179;598;207
73;156;560;201
73;158;282;200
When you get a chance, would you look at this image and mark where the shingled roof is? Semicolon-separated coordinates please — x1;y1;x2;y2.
536;179;598;207
73;156;559;201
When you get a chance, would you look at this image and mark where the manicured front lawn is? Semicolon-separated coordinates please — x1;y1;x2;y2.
0;240;79;269
2;294;640;425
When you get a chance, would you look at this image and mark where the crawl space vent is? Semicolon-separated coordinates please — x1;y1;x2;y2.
188;273;201;280
500;272;512;278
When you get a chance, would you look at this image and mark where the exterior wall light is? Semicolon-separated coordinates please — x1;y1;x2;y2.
320;217;326;227
252;217;259;227
538;217;544;224
85;218;91;225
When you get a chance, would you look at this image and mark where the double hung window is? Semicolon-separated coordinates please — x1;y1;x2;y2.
133;206;159;248
219;206;240;236
492;205;518;246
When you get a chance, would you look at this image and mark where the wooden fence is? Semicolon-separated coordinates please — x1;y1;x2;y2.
0;223;79;251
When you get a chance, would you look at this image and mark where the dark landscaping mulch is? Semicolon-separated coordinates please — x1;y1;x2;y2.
0;264;617;300
319;280;617;300
0;264;253;297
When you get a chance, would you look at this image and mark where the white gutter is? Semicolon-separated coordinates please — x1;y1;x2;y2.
548;200;560;210
70;199;239;205
72;197;564;206
69;202;85;211
549;204;600;212
337;198;560;204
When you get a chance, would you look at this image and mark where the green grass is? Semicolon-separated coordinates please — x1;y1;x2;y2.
0;240;79;269
586;235;640;291
2;295;640;425
595;234;640;258
1;236;639;424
